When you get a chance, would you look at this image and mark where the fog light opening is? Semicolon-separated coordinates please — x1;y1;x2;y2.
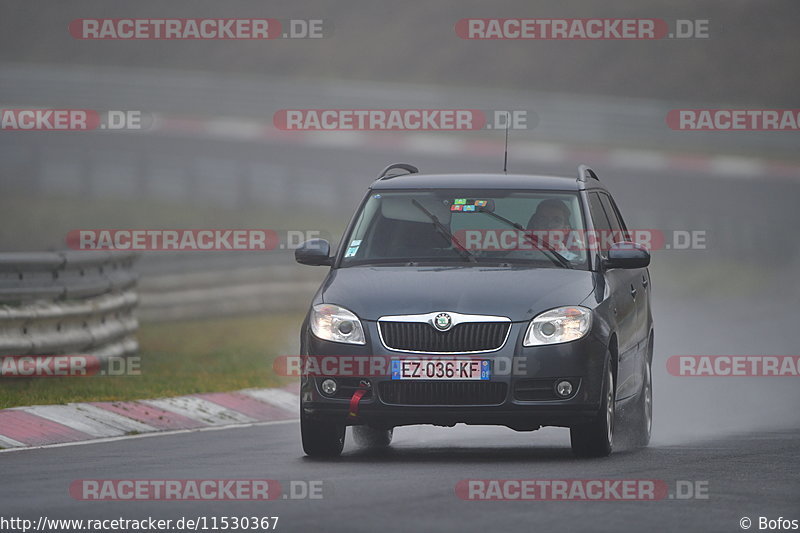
321;378;337;396
555;380;573;398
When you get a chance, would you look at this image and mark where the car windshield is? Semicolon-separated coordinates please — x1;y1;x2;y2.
339;189;589;269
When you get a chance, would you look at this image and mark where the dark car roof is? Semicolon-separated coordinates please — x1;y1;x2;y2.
369;172;608;192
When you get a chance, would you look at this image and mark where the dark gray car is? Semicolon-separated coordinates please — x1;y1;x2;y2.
295;164;653;458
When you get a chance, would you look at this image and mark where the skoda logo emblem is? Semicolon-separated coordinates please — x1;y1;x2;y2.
434;313;452;331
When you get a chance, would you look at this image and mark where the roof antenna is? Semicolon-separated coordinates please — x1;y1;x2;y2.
502;111;510;174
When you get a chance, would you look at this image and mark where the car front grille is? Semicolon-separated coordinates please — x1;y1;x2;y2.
379;381;507;405
378;321;510;353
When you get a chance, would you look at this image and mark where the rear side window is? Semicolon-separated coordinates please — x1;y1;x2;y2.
588;192;620;254
588;193;611;233
600;193;628;235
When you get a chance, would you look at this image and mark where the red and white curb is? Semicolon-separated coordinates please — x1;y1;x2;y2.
149;114;800;182
2;103;797;181
0;383;300;451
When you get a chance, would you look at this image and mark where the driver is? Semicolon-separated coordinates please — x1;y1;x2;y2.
526;199;583;261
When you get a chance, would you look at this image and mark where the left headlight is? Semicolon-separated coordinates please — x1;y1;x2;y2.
523;306;592;346
310;303;366;345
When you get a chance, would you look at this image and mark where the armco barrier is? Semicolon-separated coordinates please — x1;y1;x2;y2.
137;265;322;322
0;251;139;358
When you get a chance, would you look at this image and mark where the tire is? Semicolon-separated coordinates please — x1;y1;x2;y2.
631;349;653;447
352;425;393;449
571;362;615;458
301;409;345;457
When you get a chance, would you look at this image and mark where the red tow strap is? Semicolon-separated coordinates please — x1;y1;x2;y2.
348;385;368;420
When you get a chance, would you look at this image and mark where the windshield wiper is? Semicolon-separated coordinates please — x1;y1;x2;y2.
479;209;573;269
411;199;477;263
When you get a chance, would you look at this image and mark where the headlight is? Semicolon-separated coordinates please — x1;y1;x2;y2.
310;303;366;345
523;306;592;346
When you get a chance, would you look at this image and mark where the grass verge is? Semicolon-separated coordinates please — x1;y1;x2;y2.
0;312;304;409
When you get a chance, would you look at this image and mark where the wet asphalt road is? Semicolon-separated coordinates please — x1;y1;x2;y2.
2;293;798;533
1;421;798;533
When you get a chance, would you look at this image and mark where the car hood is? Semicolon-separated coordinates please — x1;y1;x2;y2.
320;266;596;322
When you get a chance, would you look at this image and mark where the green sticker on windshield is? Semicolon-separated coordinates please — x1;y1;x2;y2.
451;199;490;212
344;240;361;258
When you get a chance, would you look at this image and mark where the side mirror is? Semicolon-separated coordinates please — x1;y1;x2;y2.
295;239;332;266
603;241;650;269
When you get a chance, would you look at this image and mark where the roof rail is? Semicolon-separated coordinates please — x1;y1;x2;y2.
378;163;419;180
577;164;599;183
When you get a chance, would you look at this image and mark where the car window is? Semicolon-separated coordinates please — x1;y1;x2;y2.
588;192;615;253
600;193;633;242
588;193;611;232
598;193;621;232
340;189;589;269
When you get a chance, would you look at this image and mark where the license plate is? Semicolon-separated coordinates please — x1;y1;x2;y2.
391;359;490;380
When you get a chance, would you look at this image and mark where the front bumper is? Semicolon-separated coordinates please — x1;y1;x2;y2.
301;320;609;430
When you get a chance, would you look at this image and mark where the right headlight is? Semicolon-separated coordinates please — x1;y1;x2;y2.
523;306;592;346
310;303;366;345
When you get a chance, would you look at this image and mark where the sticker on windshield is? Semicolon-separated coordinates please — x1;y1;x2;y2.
449;199;492;212
344;240;362;258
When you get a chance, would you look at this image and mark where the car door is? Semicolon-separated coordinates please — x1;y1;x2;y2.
588;192;639;400
598;192;649;397
600;192;650;346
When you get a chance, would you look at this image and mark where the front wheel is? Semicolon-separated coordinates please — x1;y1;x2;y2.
571;363;615;457
301;409;345;457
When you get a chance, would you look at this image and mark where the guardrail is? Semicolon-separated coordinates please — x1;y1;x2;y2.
0;251;139;358
137;264;322;322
